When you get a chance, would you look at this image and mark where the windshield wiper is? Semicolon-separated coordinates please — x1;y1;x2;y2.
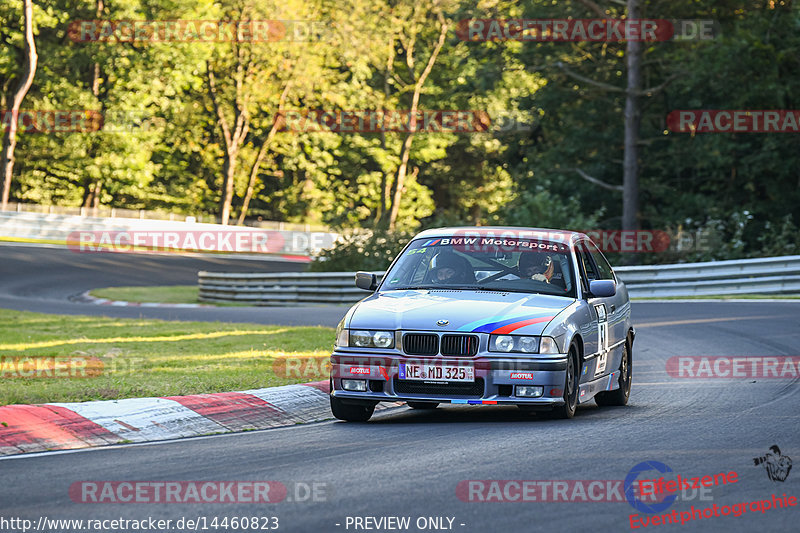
420;285;521;293
451;286;566;295
383;286;436;291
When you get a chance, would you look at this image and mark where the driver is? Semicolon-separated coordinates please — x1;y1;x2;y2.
518;252;554;283
428;252;470;284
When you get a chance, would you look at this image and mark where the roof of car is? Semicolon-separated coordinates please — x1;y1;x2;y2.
412;226;588;244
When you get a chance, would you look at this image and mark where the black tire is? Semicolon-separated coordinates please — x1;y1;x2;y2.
407;401;439;410
548;345;580;419
595;340;632;406
330;396;375;422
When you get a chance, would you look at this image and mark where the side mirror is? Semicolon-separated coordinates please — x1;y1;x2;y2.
355;271;378;291
589;279;616;298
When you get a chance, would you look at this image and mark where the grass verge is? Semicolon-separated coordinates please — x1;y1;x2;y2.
0;308;334;406
90;285;249;307
91;285;201;304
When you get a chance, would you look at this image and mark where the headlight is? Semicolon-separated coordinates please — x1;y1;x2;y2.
344;329;395;349
488;335;543;354
492;335;515;352
517;336;538;353
372;331;393;348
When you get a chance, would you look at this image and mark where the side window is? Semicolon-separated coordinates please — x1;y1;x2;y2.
576;246;598;283
585;241;615;281
408;249;434;284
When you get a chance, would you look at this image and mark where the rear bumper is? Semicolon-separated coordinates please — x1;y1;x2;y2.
330;351;568;406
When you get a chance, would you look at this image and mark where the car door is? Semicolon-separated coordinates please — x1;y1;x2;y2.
575;240;615;379
583;240;626;376
574;243;604;379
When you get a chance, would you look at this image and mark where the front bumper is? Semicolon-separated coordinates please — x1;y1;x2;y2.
330;351;568;406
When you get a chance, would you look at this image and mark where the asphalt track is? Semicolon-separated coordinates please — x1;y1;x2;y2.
1;243;799;532
0;243;346;326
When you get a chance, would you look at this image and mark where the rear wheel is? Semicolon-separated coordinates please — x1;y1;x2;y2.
330;396;375;422
595;340;632;406
407;401;439;410
548;345;580;419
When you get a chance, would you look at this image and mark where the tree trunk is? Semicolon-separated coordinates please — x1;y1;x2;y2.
207;60;249;225
622;0;641;231
0;0;38;210
82;0;105;212
387;132;415;230
374;37;396;227
220;154;237;224
386;19;448;230
236;82;291;225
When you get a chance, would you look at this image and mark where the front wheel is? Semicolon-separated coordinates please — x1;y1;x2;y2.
595;340;632;406
548;345;580;419
330;396;375;422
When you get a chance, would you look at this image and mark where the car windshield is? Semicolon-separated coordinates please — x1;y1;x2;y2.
379;236;576;297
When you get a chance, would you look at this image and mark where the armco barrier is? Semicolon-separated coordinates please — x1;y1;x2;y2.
613;255;800;297
198;271;385;305
198;255;800;305
0;211;338;257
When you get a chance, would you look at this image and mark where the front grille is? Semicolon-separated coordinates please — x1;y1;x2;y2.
440;334;479;356
394;377;485;397
403;333;439;355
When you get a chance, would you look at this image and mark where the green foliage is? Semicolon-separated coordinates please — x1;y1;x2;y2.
1;0;798;263
309;230;415;272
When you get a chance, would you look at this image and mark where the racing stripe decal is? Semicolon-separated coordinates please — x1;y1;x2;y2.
456;315;513;332
490;316;555;334
467;314;555;334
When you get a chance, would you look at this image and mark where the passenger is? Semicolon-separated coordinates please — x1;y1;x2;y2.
518;252;554;283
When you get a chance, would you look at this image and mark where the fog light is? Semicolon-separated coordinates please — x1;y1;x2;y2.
516;385;544;398
342;379;367;392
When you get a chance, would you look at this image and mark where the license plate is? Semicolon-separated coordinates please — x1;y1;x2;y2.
399;363;474;382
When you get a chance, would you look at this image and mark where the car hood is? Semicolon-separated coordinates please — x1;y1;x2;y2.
349;290;573;335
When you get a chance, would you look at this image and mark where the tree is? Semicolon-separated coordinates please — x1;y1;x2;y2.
0;0;37;210
384;12;449;230
622;0;642;232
